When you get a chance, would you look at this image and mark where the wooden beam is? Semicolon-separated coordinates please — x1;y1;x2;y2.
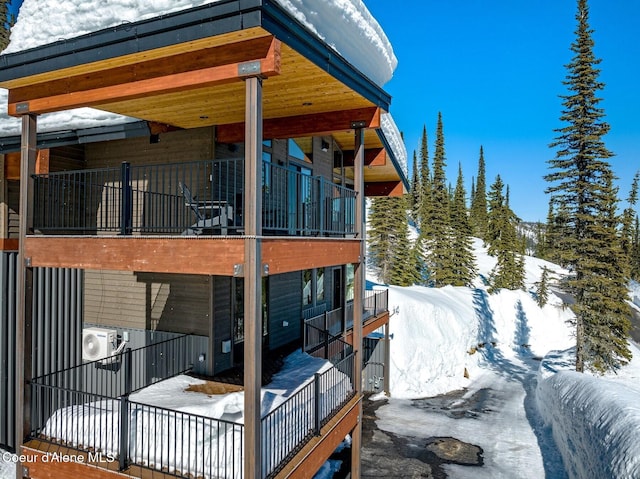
0;239;19;250
216;107;381;144
364;181;404;197
342;148;386;167
8;37;281;116
262;238;360;274
4;149;49;180
23;237;245;275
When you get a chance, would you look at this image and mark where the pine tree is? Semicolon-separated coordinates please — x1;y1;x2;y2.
487;176;525;292
410;151;421;225
1;0;14;51
418;126;432;235
632;215;640;281
621;172;639;276
389;195;420;286
449;163;477;286
536;267;550;307
425;112;455;287
545;0;631;373
369;195;421;286
470;146;488;240
368;196;396;283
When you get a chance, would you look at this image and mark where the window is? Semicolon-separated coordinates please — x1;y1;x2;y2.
316;268;325;302
346;264;355;302
303;269;312;306
233;277;269;343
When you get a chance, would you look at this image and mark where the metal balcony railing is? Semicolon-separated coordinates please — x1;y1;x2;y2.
303;289;389;354
32;159;356;237
30;334;356;478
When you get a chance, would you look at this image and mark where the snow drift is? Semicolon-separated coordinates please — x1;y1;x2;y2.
537;366;640;479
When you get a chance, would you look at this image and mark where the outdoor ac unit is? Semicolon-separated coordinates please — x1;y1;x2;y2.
82;327;117;362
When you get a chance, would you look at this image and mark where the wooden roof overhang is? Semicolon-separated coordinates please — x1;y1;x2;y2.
0;0;408;193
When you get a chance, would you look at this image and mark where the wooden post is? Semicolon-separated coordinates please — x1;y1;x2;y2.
243;75;263;479
16;113;37;479
350;124;365;479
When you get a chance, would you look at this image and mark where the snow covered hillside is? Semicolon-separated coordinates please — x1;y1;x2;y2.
368;237;640;479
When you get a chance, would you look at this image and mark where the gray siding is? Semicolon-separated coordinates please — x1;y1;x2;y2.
268;272;303;349
212;276;233;373
32;268;84;378
0;252;17;450
84;271;210;336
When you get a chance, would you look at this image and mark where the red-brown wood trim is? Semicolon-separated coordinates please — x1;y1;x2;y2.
216;107;381;144
364;181;404;197
4;149;49;179
342;148;386;167
344;311;390;346
8;38;281;116
0;239;19;250
36;149;50;174
262;238;361;274
21;442;129;479
276;395;362;479
4;151;20;180
24;237;245;275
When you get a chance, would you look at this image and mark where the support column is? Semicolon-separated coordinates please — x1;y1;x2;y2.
350;124;365;479
243;76;263;479
16;114;37;479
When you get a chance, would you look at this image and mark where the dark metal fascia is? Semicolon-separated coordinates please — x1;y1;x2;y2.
260;0;391;112
0;0;263;82
376;128;410;190
0;121;151;154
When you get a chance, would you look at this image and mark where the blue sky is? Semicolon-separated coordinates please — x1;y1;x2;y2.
366;0;640;221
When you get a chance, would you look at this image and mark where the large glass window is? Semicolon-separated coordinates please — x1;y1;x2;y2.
303;269;312;306
346;264;355;302
234;277;268;343
316;268;325;302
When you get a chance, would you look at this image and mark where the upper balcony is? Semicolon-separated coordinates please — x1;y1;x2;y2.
32;158;356;238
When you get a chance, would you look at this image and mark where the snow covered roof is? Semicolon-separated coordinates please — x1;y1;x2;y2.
0;0;407;181
5;0;397;87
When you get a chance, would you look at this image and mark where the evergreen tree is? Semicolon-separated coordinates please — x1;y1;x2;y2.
368;196;396;283
418;126;432;235
536;267;550;307
632;215;640;281
450;163;477;286
1;0;14;51
470;146;488;239
410;151;421;225
621;172;639;276
369;195;421;286
389;195;420;286
425;112;455;286
545;0;631;373
487;176;525;292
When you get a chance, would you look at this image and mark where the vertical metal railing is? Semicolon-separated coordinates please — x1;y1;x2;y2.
262;350;355;478
33;159;356;237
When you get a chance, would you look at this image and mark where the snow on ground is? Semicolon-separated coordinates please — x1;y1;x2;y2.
0;450;14;479
537;345;640;479
368;237;640;478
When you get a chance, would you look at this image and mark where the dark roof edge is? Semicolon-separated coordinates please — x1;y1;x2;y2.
261;0;391;111
0;0;263;81
0;121;151;154
376;129;410;191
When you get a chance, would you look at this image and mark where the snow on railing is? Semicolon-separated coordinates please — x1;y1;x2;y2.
31;337;356;478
